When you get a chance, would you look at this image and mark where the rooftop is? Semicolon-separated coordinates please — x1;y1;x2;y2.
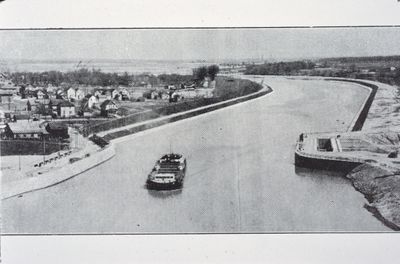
7;120;49;134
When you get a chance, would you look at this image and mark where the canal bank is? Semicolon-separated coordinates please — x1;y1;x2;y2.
97;83;272;141
295;78;400;230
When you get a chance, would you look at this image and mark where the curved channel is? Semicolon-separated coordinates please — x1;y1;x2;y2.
2;76;389;233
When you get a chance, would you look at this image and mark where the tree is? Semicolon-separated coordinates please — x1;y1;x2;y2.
207;65;220;80
27;100;32;111
19;85;26;99
193;66;208;84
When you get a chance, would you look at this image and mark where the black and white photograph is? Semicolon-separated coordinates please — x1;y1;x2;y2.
2;0;400;263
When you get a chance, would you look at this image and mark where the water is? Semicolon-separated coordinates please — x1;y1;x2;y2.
0;59;212;75
1;76;389;233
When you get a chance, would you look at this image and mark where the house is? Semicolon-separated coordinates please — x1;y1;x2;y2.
160;91;170;100
100;100;118;117
0;90;13;103
57;101;76;118
86;95;98;109
75;89;85;100
0;122;7;139
150;91;159;99
103;90;112;100
111;89;121;100
56;89;66;99
4;120;49;140
36;90;46;100
26;84;35;92
174;88;197;99
94;90;102;97
120;88;130;100
196;88;214;98
46;84;57;94
67;87;76;100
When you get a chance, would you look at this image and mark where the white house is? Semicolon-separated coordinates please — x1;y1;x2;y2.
120;88;130;100
87;95;98;109
75;89;85;100
57;101;75;118
67;87;76;100
151;91;159;99
111;89;121;100
94;90;102;97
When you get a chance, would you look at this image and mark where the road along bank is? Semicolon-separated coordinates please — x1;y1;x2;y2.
295;78;400;230
1;81;272;200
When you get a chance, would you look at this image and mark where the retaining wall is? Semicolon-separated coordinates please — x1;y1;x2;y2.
2;145;115;200
325;79;379;132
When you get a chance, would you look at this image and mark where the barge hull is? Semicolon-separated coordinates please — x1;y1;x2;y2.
295;151;362;173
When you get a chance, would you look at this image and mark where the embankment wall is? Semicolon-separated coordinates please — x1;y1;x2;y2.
2;145;115;200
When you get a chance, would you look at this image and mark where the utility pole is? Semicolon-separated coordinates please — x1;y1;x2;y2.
43;137;46;162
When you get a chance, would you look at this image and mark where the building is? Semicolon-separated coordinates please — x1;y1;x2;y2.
86;95;98;109
36;90;46;100
100;100;118;117
57;101;76;118
0;90;13;103
46;84;57;94
120;88;130;100
67;87;76;100
150;91;159;99
173;88;214;100
111;89;121;100
56;89;66;99
4;120;49;140
75;89;85;100
160;91;170;100
94;90;102;97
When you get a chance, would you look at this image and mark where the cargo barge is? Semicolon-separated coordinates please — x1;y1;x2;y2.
146;153;187;190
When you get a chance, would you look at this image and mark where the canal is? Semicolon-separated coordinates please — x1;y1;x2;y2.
2;76;389;233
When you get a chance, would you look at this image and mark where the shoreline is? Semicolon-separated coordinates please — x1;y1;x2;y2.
294;77;400;230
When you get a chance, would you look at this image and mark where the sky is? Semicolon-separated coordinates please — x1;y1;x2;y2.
1;27;400;62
